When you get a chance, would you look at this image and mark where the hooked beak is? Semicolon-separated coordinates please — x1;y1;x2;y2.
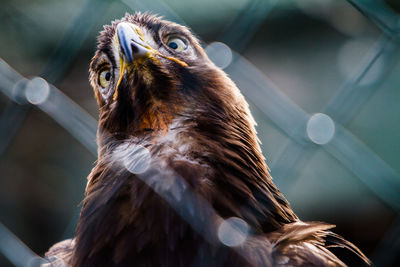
117;22;151;63
113;22;151;101
113;22;188;101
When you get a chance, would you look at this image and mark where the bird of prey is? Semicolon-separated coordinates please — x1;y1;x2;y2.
45;13;370;267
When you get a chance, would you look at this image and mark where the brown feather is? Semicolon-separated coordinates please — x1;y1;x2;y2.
45;12;370;267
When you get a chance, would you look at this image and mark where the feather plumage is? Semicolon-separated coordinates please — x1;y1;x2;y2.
45;12;370;267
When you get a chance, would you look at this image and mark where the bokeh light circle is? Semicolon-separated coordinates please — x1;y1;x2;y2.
307;113;335;145
205;42;233;69
25;77;50;105
122;144;151;174
218;217;249;247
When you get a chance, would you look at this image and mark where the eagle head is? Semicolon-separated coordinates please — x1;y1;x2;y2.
89;13;247;147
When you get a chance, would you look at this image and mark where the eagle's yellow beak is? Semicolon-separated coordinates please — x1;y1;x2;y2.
113;22;149;101
113;22;188;101
117;22;152;64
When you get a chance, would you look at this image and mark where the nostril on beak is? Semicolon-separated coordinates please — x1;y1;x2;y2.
131;43;139;55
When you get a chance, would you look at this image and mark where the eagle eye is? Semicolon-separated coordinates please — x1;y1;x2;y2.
166;37;187;52
99;68;112;88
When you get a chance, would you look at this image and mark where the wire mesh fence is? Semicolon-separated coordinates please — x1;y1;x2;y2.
0;0;399;266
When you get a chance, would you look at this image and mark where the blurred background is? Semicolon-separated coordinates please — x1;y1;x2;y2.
1;0;400;266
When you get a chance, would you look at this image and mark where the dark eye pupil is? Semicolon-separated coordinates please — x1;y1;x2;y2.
105;72;111;81
168;42;178;49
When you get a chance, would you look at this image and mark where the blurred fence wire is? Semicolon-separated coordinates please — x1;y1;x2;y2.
0;0;399;266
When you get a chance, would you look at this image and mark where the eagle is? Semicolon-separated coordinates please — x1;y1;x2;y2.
45;13;370;267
